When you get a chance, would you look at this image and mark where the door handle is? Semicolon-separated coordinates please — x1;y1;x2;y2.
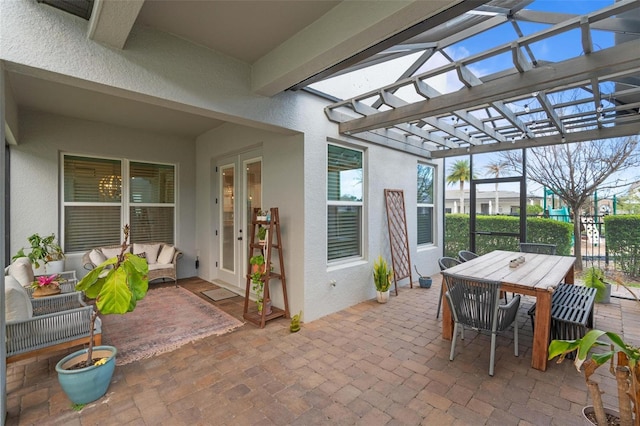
237;237;243;241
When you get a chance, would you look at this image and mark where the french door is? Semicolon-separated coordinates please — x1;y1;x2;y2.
216;153;262;290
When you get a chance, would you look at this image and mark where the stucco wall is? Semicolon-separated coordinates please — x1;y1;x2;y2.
10;111;197;278
2;0;445;323
195;122;305;315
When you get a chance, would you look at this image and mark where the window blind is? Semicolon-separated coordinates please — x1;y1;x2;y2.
130;207;174;244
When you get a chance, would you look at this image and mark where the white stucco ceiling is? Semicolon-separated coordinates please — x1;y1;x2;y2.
6;0;463;139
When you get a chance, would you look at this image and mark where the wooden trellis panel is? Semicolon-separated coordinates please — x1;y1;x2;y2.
384;189;413;295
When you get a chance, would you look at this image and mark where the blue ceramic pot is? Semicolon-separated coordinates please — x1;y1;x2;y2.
56;345;117;404
419;277;432;288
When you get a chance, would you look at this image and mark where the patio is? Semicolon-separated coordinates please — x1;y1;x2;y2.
5;275;636;425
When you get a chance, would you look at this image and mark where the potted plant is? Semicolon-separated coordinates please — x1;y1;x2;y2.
250;255;271;314
256;210;269;222
583;265;611;304
549;329;639;425
55;225;148;405
257;226;268;245
12;233;65;274
30;274;62;297
373;256;393;303
414;265;432;288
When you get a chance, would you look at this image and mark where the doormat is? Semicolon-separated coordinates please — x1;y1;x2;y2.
202;288;239;301
101;286;244;365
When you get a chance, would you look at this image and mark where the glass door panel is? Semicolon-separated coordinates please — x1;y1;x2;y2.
220;164;235;272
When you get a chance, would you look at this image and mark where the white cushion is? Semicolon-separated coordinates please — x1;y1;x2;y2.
157;245;176;264
101;247;124;259
89;249;107;266
148;263;174;271
133;244;161;264
9;257;34;287
4;275;33;322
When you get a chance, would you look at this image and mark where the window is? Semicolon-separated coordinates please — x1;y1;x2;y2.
327;144;363;261
63;155;175;252
417;163;434;245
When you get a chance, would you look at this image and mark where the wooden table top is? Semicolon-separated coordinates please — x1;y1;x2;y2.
444;250;576;293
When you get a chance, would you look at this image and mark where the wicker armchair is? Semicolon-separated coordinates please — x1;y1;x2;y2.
442;272;520;376
6;291;101;363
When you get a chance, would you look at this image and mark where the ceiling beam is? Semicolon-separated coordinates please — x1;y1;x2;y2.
340;41;640;135
88;0;145;49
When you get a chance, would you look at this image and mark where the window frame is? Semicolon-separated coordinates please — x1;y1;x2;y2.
61;153;177;253
417;162;435;247
327;142;365;264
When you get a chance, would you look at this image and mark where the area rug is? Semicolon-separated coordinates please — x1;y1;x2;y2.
202;288;239;301
101;286;244;365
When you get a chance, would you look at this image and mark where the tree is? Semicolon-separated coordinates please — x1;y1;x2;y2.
446;160;472;214
485;160;508;215
501;137;639;270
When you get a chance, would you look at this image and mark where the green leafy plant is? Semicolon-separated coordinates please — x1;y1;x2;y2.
290;311;302;332
257;226;267;241
549;330;640;425
12;233;65;268
373;256;393;292
75;225;148;367
250;255;266;311
583;266;608;302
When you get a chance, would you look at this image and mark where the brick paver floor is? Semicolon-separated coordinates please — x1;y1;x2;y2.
5;275;636;425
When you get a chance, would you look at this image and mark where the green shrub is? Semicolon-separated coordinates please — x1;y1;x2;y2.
444;214;573;257
604;215;640;277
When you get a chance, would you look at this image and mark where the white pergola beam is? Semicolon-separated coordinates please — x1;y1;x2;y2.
340;41;640;135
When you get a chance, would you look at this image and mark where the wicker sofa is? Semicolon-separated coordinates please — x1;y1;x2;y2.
82;242;182;286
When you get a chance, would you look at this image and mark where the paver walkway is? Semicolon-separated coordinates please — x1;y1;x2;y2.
5;276;636;425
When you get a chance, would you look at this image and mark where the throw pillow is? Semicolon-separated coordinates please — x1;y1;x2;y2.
8;257;34;287
5;275;33;322
157;245;176;264
101;247;125;259
133;243;161;264
89;249;108;266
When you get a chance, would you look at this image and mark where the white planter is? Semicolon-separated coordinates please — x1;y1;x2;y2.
45;259;65;274
376;290;390;303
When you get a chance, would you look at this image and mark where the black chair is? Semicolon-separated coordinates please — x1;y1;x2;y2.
436;257;462;318
442;271;520;376
458;250;479;262
519;243;557;255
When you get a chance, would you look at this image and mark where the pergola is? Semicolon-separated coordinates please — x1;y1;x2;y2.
315;0;640;159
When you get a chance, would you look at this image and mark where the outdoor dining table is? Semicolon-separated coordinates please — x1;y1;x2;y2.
441;250;576;371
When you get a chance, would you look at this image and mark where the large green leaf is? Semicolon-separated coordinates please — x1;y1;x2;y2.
96;267;132;314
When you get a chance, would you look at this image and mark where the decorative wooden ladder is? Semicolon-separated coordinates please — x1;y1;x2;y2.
243;207;290;328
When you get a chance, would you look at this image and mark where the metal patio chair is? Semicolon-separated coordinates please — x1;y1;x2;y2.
458;250;479;262
436;257;462;319
519;243;557;255
442;271;520;376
